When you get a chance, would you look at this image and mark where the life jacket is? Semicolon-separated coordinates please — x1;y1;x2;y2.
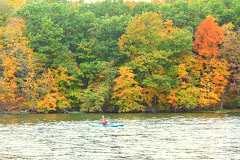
103;120;108;125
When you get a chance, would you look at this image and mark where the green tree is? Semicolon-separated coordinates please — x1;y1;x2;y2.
160;0;205;32
77;14;131;65
78;0;130;17
131;2;160;16
202;0;239;27
118;12;193;111
78;61;117;112
17;2;80;69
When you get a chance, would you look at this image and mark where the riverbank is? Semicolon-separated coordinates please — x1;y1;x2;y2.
1;108;240;115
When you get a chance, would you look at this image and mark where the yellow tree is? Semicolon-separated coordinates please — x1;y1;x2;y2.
0;17;43;112
37;67;75;112
0;17;25;111
5;0;25;10
177;55;202;110
0;0;25;26
21;49;44;109
0;19;18;112
112;66;144;112
0;57;19;104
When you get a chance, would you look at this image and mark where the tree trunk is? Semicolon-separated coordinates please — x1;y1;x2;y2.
220;92;224;110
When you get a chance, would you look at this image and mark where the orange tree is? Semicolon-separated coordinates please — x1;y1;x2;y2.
193;15;230;108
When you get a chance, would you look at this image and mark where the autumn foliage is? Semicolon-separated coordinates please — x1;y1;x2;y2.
112;66;144;112
0;0;238;113
218;30;240;107
0;17;31;112
0;17;74;113
124;1;136;8
193;15;225;60
193;15;230;107
37;67;74;112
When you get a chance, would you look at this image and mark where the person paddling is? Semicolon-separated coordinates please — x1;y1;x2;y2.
102;115;108;125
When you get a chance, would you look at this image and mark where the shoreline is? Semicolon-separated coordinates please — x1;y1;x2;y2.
1;108;240;115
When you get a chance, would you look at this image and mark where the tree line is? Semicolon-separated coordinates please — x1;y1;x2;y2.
0;0;239;113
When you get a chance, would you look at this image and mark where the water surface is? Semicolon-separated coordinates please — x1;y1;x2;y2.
0;113;239;159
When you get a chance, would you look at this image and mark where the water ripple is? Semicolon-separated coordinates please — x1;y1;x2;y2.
0;113;240;159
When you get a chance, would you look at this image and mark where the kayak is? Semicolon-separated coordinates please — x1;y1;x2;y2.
93;124;124;127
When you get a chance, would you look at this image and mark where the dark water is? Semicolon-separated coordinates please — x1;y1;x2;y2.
0;113;240;159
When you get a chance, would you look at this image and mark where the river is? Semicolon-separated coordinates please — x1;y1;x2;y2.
0;113;239;159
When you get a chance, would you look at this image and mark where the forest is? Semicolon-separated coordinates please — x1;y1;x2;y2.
0;0;239;113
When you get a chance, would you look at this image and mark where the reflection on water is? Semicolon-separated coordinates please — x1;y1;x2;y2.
0;113;240;159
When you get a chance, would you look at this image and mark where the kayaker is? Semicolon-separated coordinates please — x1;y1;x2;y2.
102;115;108;125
